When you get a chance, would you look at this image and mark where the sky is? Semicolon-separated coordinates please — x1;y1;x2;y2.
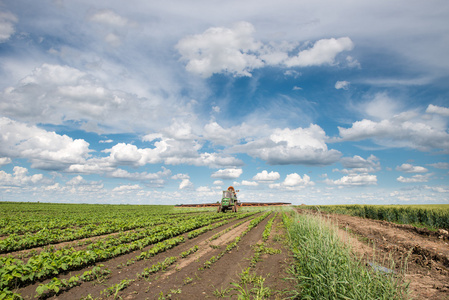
0;0;448;205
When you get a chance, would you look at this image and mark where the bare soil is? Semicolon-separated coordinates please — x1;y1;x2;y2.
12;209;449;300
15;212;294;300
303;209;449;300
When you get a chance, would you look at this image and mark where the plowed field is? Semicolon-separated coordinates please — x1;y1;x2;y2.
10;211;294;299
2;205;449;299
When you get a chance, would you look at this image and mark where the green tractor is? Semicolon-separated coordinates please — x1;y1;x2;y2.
217;186;240;213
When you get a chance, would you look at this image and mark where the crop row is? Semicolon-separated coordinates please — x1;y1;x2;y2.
0;212;212;253
0;212;240;295
35;244;200;299
0;203;195;236
202;211;271;269
187;211;258;239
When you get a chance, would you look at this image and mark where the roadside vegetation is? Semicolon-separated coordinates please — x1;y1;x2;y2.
284;210;409;299
302;204;449;230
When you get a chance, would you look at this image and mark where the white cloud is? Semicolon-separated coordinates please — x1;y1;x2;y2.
65;175;104;194
336;110;449;153
233;124;341;165
396;163;428;173
99;139;114;144
269;173;314;190
90;10;130;27
0;11;17;42
109;167;171;182
0;64;190;134
426;104;449;117
176;22;354;78
285;37;353;67
363;92;402;120
0;117;91;170
326;174;377;186
171;173;193;189
428;162;449;169
397;174;431;183
211;168;243;179
339;155;380;174
0;166;49;187
112;184;142;193
213;180;224;185
171;173;190;180
203;121;267;146
179;178;193;189
0;157;12;166
102;134;242;168
241;180;258;186
252;170;280;181
176;21;264;78
335;80;350;90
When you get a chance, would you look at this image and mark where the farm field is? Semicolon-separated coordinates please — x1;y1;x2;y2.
0;202;448;299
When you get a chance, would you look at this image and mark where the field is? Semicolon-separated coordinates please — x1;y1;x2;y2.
1;203;448;299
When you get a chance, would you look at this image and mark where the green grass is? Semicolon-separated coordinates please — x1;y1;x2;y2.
301;204;449;230
284;211;409;299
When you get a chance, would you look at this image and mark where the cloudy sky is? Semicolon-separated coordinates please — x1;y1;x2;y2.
1;0;448;205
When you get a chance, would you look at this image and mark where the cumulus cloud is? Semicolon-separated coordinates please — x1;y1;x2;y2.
65;175;104;194
426;104;449;117
0;157;12;166
252;170;280;181
326;174;377;186
203;121;268;147
339;155;380;174
109;167;171;182
211;168;243;179
0;64;187;133
171;173;193;189
396;163;428;173
112;184;142;193
102;135;242;168
397;174;431;183
285;37;354;67
232;124;341;165
241;180;258;186
0;11;17;42
0;166;47;187
176;22;354;77
176;21;263;78
335;80;350;90
179;178;193;189
269;173;314;190
336;110;449;153
0;117;91;170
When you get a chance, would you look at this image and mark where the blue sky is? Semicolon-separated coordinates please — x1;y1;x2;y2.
0;0;448;205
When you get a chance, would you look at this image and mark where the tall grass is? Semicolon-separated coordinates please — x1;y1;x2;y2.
302;204;449;230
284;212;409;299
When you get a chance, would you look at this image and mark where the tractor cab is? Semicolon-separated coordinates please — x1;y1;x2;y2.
217;186;239;213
